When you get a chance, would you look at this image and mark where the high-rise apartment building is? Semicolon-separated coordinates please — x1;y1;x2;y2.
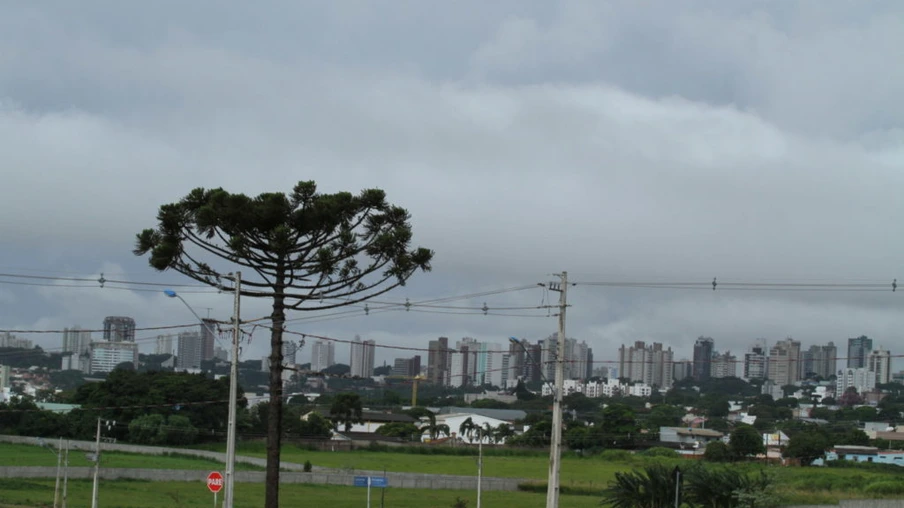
617;341;674;389
672;360;693;381
449;337;478;387
0;364;10;390
103;316;136;342
155;334;175;355
282;341;298;366
847;336;873;369
506;339;527;388
541;333;592;382
63;327;92;355
711;351;738;378
743;339;768;380
427;337;450;385
692;337;714;381
767;338;801;386
837;367;876;395
802;343;837;379
868;347;892;385
349;336;375;378
0;332;33;349
90;341;139;373
177;331;203;369
392;355;421;377
310;340;335;372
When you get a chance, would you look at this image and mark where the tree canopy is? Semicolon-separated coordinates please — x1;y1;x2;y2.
134;181;433;508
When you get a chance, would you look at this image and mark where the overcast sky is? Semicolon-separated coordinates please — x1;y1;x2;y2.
1;1;903;371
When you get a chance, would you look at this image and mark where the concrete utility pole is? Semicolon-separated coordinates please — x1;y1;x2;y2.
53;436;62;508
546;271;567;508
223;271;241;508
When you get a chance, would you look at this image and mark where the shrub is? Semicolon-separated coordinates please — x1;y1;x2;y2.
639;447;679;458
303;460;312;472
865;481;904;495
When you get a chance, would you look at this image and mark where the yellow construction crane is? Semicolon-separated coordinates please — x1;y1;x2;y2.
385;374;427;406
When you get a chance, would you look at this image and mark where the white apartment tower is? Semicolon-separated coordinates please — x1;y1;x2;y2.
349;336;376;378
310;340;335;373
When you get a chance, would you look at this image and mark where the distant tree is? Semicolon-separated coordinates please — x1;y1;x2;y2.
598;403;639;448
785;432;830;465
376;422;420;440
135;181;433;508
647;404;684;430
471;399;511;409
49;370;87;392
839;387;863;408
729;425;765;459
563;393;599;413
704;441;732;462
329;393;364;432
322;364;351;376
298;411;333;439
374;365;392;376
514;380;537;401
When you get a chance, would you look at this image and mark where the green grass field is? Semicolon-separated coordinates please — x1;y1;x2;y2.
0;443;262;471
0;479;600;508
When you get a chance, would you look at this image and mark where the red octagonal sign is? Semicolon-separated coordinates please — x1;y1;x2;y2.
207;471;224;493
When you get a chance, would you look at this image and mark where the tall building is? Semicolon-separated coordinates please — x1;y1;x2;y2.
103;316;136;342
310;340;335;372
617;341;674;389
200;319;217;362
868;347;892;385
349;336;375;378
847;336;873;369
837;367;876;395
392;355;421;377
63;327;92;355
0;364;10;390
449;337;479;387
282;341;298;366
540;333;592;382
672;360;693;381
767;338;801;386
506;339;527;388
803;343;837;379
743;339;768;381
177;331;204;369
711;351;738;378
0;332;32;349
155;334;175;355
90;341;138;373
427;337;451;385
692;337;714;382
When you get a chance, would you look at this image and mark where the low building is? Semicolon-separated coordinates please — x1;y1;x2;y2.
816;446;904;466
659;427;724;449
436;413;516;444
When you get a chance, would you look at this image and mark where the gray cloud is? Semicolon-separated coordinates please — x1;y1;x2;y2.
1;1;903;369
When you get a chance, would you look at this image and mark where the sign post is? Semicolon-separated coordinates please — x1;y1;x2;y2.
355;476;388;508
207;471;223;507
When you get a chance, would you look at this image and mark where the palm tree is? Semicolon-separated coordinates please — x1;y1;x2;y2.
418;411;451;441
459;417;477;443
601;463;677;508
493;423;514;444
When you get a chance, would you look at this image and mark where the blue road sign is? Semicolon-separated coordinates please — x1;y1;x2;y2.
354;476;388;488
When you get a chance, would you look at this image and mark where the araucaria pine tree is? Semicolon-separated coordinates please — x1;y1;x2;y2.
135;181;433;507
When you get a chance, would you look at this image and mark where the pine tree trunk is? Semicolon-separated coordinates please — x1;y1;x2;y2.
265;290;286;508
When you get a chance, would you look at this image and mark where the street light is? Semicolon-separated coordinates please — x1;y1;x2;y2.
164;273;241;508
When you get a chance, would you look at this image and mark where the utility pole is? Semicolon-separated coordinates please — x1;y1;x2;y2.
62;440;69;508
91;419;101;508
224;271;241;508
476;435;483;508
91;419;114;508
546;271;567;508
53;436;62;508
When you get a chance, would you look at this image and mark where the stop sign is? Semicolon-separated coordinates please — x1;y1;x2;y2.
207;471;224;493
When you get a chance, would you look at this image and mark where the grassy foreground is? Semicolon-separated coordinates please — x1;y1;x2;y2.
0;479;600;508
0;442;262;471
192;442;904;505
